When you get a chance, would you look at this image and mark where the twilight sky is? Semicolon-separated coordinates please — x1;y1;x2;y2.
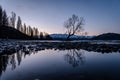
0;0;120;35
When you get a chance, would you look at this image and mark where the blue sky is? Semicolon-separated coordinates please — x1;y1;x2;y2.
0;0;120;35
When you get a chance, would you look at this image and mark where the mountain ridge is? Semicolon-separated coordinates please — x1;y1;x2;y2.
50;34;92;40
92;33;120;40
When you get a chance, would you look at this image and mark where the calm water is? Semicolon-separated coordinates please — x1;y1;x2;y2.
0;49;120;80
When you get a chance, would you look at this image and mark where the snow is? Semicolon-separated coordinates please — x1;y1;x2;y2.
50;34;93;40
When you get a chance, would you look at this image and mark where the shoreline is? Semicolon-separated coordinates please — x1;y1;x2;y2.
0;40;120;55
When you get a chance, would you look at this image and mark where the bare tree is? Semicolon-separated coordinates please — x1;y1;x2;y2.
8;16;11;26
27;25;33;36
35;28;39;36
84;32;88;36
10;12;16;28
26;26;29;35
20;25;23;33
2;10;8;26
17;16;22;31
30;27;33;37
44;32;52;40
33;27;36;36
27;25;31;36
0;5;3;26
23;23;27;34
64;14;84;40
40;32;43;39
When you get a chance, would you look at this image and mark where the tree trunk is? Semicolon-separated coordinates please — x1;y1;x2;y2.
66;34;71;41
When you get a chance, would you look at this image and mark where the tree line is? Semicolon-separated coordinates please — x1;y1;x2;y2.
0;5;51;40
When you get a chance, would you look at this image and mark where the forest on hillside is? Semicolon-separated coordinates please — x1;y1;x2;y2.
0;5;52;40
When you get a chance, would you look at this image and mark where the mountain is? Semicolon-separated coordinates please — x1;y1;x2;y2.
50;34;92;40
92;33;120;40
0;26;32;40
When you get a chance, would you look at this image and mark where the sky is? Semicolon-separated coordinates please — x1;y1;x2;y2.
0;0;120;36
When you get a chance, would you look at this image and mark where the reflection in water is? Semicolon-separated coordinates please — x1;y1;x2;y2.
0;49;39;77
65;49;85;67
0;49;85;77
10;54;16;70
17;50;22;65
0;48;120;80
0;52;18;77
0;55;8;77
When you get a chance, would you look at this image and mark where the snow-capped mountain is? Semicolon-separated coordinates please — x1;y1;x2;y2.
50;34;93;40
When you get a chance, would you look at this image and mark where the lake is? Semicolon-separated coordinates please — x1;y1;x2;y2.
0;49;120;80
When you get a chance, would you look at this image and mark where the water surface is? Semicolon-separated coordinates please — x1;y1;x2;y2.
0;49;120;80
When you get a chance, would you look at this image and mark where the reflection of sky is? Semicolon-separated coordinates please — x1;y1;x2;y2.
1;49;120;80
0;0;120;35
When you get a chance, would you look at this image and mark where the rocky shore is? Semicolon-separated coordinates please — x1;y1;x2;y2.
0;40;120;55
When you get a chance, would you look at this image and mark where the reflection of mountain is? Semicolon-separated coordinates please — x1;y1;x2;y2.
65;49;85;67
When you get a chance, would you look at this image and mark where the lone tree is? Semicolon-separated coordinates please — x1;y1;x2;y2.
64;14;84;40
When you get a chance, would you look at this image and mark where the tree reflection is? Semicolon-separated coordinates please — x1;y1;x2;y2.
0;49;37;77
65;49;85;67
16;50;22;65
0;55;9;77
10;54;16;70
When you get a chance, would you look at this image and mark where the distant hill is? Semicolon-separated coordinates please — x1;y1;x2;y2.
0;26;32;40
50;34;92;40
92;33;120;40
